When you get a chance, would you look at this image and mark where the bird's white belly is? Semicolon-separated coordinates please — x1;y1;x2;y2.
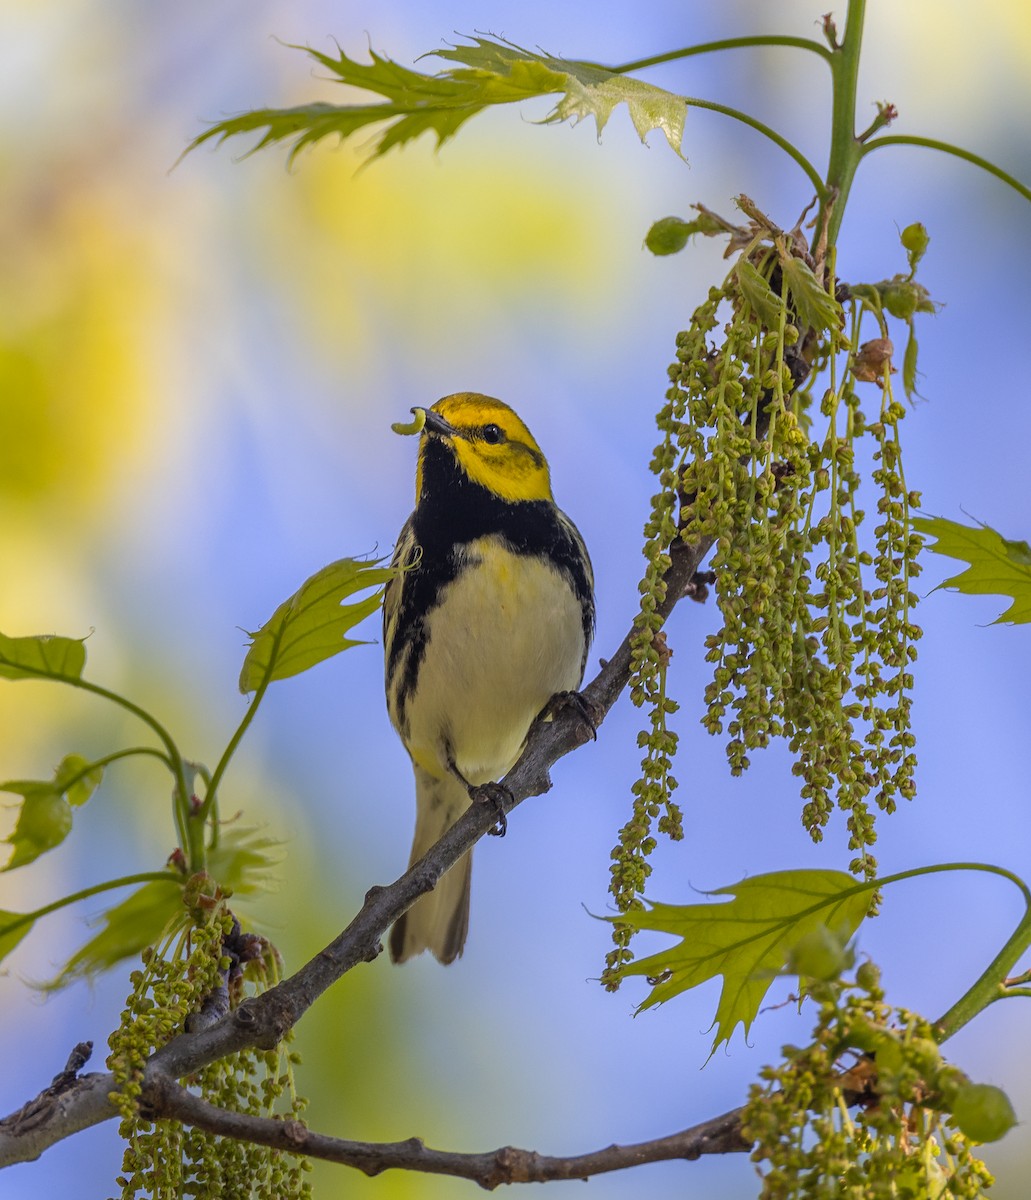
405;537;585;786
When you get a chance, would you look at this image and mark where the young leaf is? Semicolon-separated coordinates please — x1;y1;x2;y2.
1;755;104;871
913;515;1031;623
614;869;873;1053
2;784;72;870
239;557;394;693
0;910;34;966
208;824;284;896
187;37;687;165
776;252;843;333
0;632;86;682
46;878;185;989
55;753;105;809
902;322;921;400
735;259;786;327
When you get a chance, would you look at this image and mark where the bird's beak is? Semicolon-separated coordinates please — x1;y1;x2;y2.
416;407;458;439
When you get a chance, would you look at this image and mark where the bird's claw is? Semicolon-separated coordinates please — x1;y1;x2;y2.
539;689;599;741
470;781;511;837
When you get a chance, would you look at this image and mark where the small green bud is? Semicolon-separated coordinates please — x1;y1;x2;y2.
854;959;881;992
900;221;929;269
645;216;694;256
951;1082;1017;1143
787;925;851;981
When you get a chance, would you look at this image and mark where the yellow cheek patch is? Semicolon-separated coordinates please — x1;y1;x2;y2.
453;439;552;502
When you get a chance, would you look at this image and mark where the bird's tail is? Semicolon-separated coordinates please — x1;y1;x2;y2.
390;766;472;964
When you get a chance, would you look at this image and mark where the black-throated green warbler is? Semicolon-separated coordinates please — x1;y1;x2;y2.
384;393;595;963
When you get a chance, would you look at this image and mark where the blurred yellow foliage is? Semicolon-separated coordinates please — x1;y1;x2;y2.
254;137;620;365
0;186;158;513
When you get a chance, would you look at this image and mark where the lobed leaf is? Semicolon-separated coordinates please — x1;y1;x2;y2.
208;824;284;896
0;632;86;682
45;879;186;989
188;37;687;164
914;515;1031;624
43;827;281;988
615;869;873;1053
1;754;105;871
239;557;394;693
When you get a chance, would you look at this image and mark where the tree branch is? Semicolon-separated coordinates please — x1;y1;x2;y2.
145;1072;751;1188
0;1044;116;1166
147;533;715;1083
0;534;712;1170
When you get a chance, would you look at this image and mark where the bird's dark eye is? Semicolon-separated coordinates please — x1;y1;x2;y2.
481;423;505;445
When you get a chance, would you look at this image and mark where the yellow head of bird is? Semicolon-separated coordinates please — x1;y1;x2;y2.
411;393;553;504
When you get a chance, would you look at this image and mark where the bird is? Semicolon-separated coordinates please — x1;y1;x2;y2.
383;393;595;963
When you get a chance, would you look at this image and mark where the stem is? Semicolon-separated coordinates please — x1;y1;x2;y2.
40;675;197;862
934;902;1031;1041
1;872;182;937
816;0;867;249
859;863;1031;1043
596;35;833;75
684;98;826;197
59;746;174;791
794;861;1031;1044
196;667;276;834
872;861;1031;905
861;135;1031;204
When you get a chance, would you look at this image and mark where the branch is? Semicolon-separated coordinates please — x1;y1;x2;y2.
0;1044;116;1166
145;1073;751;1188
0;534;712;1169
147;535;715;1081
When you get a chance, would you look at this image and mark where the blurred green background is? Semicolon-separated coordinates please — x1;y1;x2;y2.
2;2;1030;1197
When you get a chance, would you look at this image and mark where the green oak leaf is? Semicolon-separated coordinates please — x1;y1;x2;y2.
0;632;86;682
2;754;105;871
615;869;873;1053
45;828;280;987
239;557;394;693
913;515;1031;624
208;824;284;896
187;37;687;164
46;878;185;989
0;910;34;967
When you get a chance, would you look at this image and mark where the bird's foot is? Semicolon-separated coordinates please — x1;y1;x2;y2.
537;689;599;742
469;781;512;838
